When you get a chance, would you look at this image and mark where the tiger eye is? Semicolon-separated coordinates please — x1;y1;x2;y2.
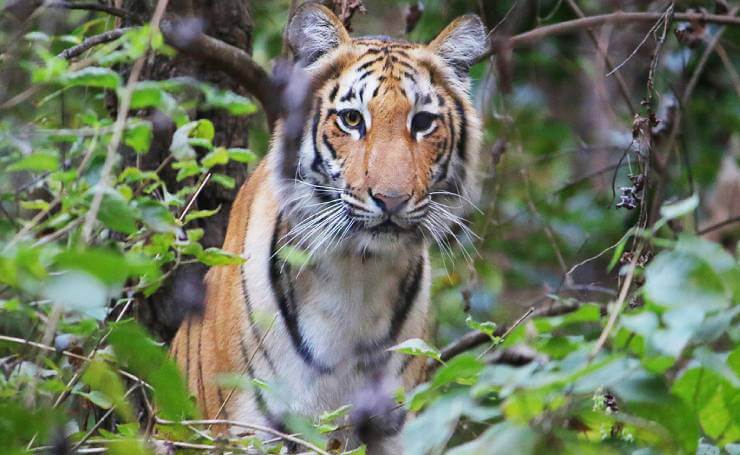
340;109;363;128
411;112;436;134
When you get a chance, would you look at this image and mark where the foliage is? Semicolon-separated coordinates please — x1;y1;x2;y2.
1;1;738;454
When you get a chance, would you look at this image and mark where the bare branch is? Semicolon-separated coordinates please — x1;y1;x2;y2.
155;418;330;455
46;1;133;19
58;28;132;60
481;10;740;62
432;301;582;368
698;215;740;235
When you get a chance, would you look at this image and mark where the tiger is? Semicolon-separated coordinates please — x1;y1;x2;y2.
170;3;486;453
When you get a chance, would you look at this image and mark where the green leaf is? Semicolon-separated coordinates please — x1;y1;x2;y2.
211;173;235;189
403;391;469;455
63;67;121;89
644;250;728;310
446;422;537;455
183;206;220;224
54;248;130;286
8;151;59;172
172;160;202;182
169;121;199;161
431;353;484;388
227;148;257;163
659;193;699;221
43;271;108;320
196;247;245;266
77;390;113;409
465;315;497;338
19;199;50;211
124;121;152;154
191;118;215;141
98;191;139;235
82;360;134;421
137;200;177;233
201;84;258;116
389;338;442;363
201;147;229;169
129;81;163;109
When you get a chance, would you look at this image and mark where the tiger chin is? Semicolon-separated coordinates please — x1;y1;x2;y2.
170;4;486;454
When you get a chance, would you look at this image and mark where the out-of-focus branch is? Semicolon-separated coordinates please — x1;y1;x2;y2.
564;0;636;114
58;28;132;59
46;1;133;19
481;10;740;62
431;301;582;369
160;20;280;129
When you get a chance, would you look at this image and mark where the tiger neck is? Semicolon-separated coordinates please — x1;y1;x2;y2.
269;213;427;368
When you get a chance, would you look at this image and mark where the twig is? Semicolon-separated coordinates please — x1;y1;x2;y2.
606;5;672;78
155;418;330;455
714;43;740;98
590;245;641;358
58;28;132;60
697;215;740;235
178;173;211;222
682;7;738;105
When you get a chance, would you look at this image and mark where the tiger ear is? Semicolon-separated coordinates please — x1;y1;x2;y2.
428;15;488;76
287;3;351;65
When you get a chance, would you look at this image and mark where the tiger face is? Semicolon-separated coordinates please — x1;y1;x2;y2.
277;4;486;255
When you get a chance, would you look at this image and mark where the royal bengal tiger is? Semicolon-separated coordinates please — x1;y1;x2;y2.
171;3;486;453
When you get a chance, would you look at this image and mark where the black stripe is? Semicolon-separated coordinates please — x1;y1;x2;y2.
358;71;372;83
356;57;382;71
329;83;339;102
197;323;207;408
216;387;230;420
388;257;424;340
184;317;191;389
322;134;337;159
240;263;278;374
396;59;416;72
310;98;326;177
435;111;455;183
453;97;468;162
235;326;278;426
358;84;366;102
269;216;332;374
340;87;355;102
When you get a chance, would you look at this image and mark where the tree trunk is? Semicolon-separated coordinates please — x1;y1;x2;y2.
120;1;254;341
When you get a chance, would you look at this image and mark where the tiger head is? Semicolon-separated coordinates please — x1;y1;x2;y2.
274;3;486;255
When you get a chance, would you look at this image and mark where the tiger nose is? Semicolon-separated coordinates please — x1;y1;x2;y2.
370;192;410;214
